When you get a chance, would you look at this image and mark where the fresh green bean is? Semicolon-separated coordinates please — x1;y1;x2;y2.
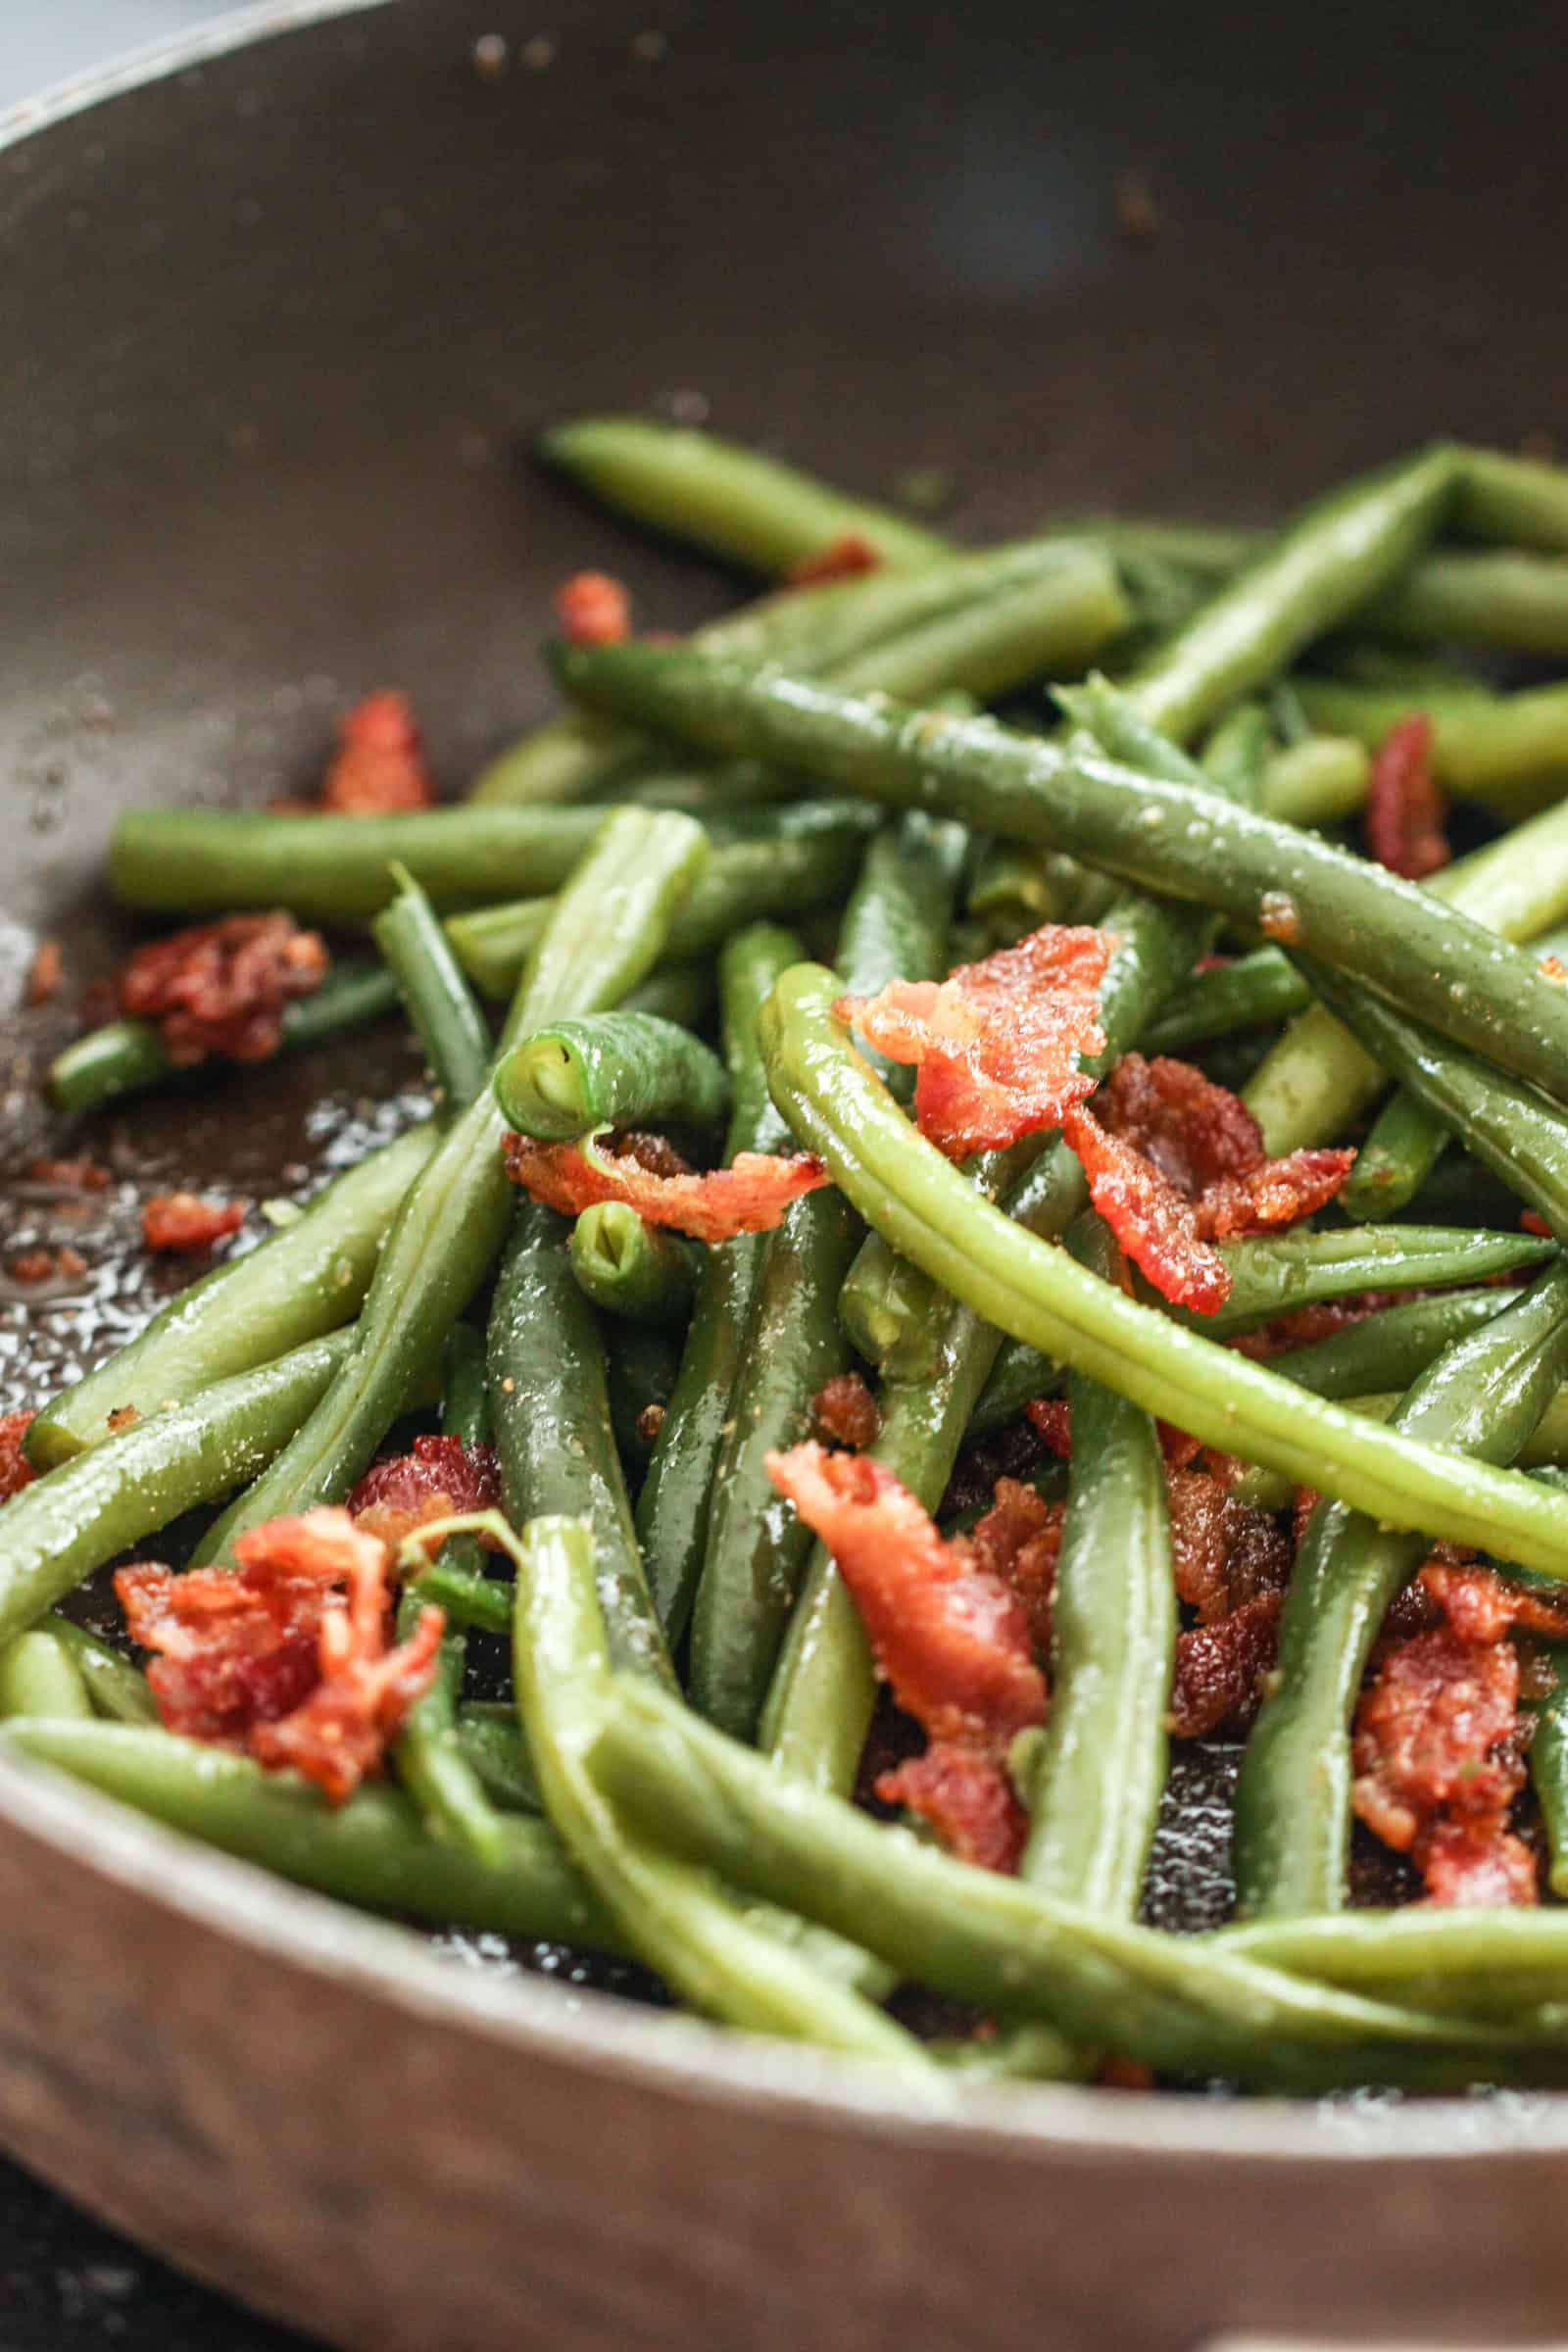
555;645;1568;1106
0;1632;94;1722
1212;1903;1568;2020
495;1012;727;1143
371;866;493;1106
454;1701;542;1813
196;809;709;1563
1264;1289;1508;1399
1140;950;1313;1054
1370;547;1568;657
1453;445;1568;552
1294;677;1568;816
4;1719;613;1947
406;1554;512;1636
618;958;716;1030
47;964;401;1116
636;924;805;1642
603;1325;683;1482
1235;1258;1568;1919
28;1122;438;1469
1257;735;1372;826
759;964;1568;1579
588;1677;1567;2090
511;1513;927;2066
0;1332;354;1645
1530;1670;1568;1895
45;1619;159;1724
568;1205;697;1328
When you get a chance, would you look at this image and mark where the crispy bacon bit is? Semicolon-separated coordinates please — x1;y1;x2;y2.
9;1250;64;1285
1233;1293;1401;1360
968;1476;1062;1657
766;1445;1048;1869
24;937;62;1006
141;1193;247;1254
117;912;327;1066
0;1412;36;1503
1540;955;1568;986
107;1405;138;1435
1167;1468;1292;1626
1522;1210;1553;1239
1364;715;1449;881
636;1401;666;1446
1257;892;1301;946
119;1506;443;1803
1420;1556;1568;1645
321;690;435;814
554;570;631;646
504;1133;828;1241
786;533;881;587
836;925;1114;1158
55;1247;87;1279
610;1129;693;1182
348;1434;501;1550
1167;1591;1284;1738
1061;1054;1353;1312
1023;1397;1073;1457
811;1372;881;1450
1351;1623;1535;1906
24;1155;111;1193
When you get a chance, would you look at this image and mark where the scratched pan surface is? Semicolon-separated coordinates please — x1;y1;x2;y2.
1;1;1567;2345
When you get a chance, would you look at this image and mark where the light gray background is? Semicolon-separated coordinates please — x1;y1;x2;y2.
0;4;251;110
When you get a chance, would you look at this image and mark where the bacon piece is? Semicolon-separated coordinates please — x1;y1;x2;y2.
766;1444;1048;1870
967;1476;1062;1657
24;1155;112;1193
321;690;435;814
810;1372;881;1450
141;1192;246;1253
1233;1293;1402;1360
0;1412;36;1503
117;912;327;1066
836;925;1114;1159
119;1506;443;1803
1420;1556;1568;1645
1024;1397;1073;1457
1061;1054;1353;1311
504;1133;828;1241
1363;715;1449;881
348;1433;501;1549
1418;1818;1540;1907
787;533;881;587
24;937;62;1006
1167;1467;1292;1627
554;570;631;647
1167;1591;1284;1738
7;1248;84;1284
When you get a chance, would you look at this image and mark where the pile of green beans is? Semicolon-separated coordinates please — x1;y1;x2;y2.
19;423;1568;2097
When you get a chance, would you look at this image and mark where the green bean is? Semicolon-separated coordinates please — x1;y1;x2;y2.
1213;1902;1568;2019
1246;791;1568;1152
636;924;804;1642
454;1701;542;1813
688;815;962;1741
1264;1289;1508;1399
196;809;709;1564
568;1205;697;1328
1257;735;1372;826
1453;445;1568;552
44;1619;159;1724
0;1332;354;1645
1294;677;1568;816
371;866;493;1106
0;1631;94;1722
510;1513;927;2066
47;964;401;1116
495;1012;726;1143
4;1719;614;1947
759;964;1568;1579
1530;1670;1568;1895
539;414;949;575
618;958;715;1029
1140;951;1312;1054
587;1677;1566;2090
603;1325;683;1483
555;646;1568;1107
28;1122;438;1469
1370;547;1568;656
1235;1258;1568;1919
406;1554;511;1636
963;843;1099;939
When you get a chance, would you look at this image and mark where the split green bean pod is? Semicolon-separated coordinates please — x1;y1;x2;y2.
495;1011;727;1142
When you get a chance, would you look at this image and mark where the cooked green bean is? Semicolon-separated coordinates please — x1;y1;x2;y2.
617;958;716;1029
496;1012;727;1143
405;1554;512;1636
0;1631;94;1722
1296;676;1568;816
1214;1902;1568;2017
511;1513;927;2065
196;810;708;1564
603;1325;683;1482
47;963;401;1116
555;644;1568;1104
371;866;493;1106
1257;734;1372;825
0;1332;354;1645
1235;1258;1568;1919
568;1205;697;1328
27;1122;438;1469
1264;1289;1508;1399
636;923;804;1642
1140;950;1312;1054
454;1701;542;1813
1453;445;1568;552
1530;1668;1568;1896
45;1619;159;1725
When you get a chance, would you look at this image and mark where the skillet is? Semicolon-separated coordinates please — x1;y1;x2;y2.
2;1;1568;2342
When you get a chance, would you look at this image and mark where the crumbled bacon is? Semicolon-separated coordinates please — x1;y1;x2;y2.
1363;715;1449;881
811;1371;881;1450
118;1506;443;1803
1166;1468;1292;1626
787;534;881;587
8;1250;74;1285
967;1476;1062;1657
1167;1591;1284;1738
0;1412;36;1503
1351;1624;1535;1906
117;912;327;1066
1061;1054;1353;1311
1419;1555;1568;1645
24;938;62;1006
348;1433;501;1550
554;570;631;647
141;1193;247;1254
877;1745;1028;1875
24;1155;111;1193
836;925;1114;1158
1233;1293;1402;1360
765;1445;1048;1871
1024;1397;1073;1457
321;690;436;814
504;1133;828;1241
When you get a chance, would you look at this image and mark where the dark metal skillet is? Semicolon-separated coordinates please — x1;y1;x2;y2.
3;1;1568;2343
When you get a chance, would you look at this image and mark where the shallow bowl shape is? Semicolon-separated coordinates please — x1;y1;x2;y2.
3;1;1568;2343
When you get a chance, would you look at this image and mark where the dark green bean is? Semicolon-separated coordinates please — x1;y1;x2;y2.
0;1632;94;1722
1295;677;1568;816
569;1205;697;1328
617;958;716;1029
1529;1667;1568;1897
1140;950;1313;1054
495;1012;727;1142
454;1702;542;1813
1453;445;1568;552
44;1619;158;1724
602;1324;683;1482
371;866;493;1106
1264;1289;1508;1399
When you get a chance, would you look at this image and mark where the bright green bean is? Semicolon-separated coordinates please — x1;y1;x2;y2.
371;866;493;1106
0;1632;94;1723
495;1012;726;1142
568;1205;696;1328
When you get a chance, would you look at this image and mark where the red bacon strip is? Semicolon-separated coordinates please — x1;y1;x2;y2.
836;924;1115;1159
141;1192;247;1254
1363;714;1449;881
504;1133;828;1241
348;1433;501;1549
0;1412;36;1505
554;570;631;647
322;690;436;814
1167;1591;1284;1739
786;533;881;587
117;912;328;1066
118;1506;443;1804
